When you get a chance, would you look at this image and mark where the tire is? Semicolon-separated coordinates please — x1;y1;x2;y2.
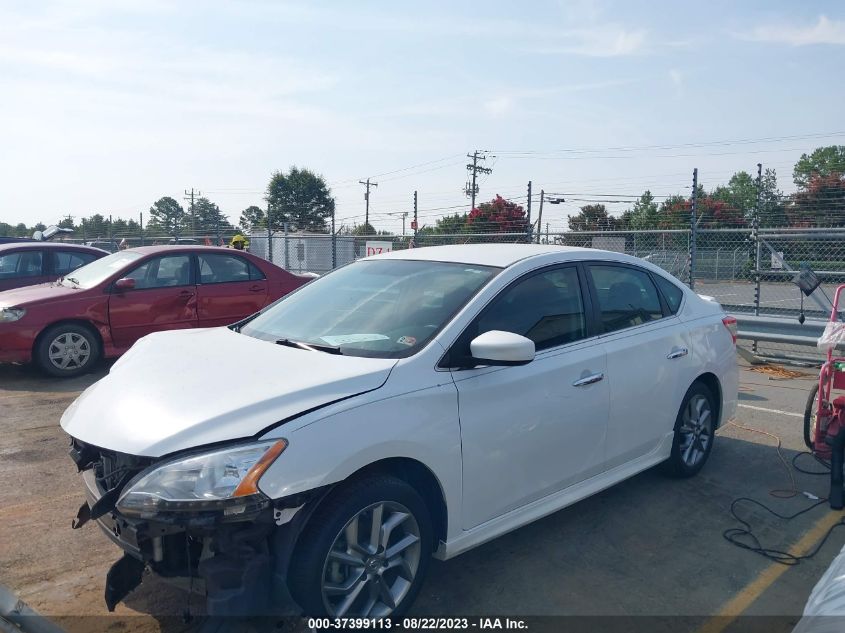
288;474;432;618
35;323;101;378
661;382;717;478
804;381;820;450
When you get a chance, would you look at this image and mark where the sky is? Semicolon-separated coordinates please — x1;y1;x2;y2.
2;0;845;233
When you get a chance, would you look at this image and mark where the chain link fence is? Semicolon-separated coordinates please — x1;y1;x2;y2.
48;223;845;363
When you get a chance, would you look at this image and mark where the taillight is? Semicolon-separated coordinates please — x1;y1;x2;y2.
722;316;737;345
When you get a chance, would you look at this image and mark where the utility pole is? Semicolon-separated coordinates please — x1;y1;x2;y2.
359;178;378;232
689;168;698;289
536;190;545;243
385;211;409;236
184;188;200;236
139;212;144;246
465;150;492;211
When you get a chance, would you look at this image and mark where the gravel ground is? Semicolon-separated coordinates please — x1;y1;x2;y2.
0;358;841;633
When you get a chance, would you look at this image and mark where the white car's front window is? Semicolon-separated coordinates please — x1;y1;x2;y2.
240;259;499;358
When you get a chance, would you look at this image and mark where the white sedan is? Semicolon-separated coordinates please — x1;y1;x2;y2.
61;244;738;618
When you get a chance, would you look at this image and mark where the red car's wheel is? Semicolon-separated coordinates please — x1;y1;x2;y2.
35;323;101;378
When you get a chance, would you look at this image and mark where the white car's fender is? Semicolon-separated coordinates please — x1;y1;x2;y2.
257;355;463;543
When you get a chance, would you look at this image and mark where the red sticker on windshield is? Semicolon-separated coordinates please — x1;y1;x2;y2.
397;336;417;346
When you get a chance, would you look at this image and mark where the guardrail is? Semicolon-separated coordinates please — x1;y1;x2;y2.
734;314;827;347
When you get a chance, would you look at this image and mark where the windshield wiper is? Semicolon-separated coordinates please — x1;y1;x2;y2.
275;339;343;355
63;277;81;288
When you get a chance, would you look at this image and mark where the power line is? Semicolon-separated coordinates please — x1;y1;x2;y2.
489;130;845;155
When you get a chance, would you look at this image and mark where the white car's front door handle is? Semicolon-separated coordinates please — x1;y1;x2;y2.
667;348;689;360
572;372;604;387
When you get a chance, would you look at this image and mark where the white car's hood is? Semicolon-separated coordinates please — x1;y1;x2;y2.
61;328;397;457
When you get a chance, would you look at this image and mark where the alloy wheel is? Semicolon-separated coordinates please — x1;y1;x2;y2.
321;501;421;617
679;394;712;467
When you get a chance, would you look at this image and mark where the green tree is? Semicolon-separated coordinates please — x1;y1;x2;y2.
266;167;335;232
239;205;265;232
627;190;659;230
351;222;377;236
147;197;186;238
711;172;755;220
789;173;845;227
111;218;129;236
193;197;231;234
759;169;787;227
84;214;109;237
568;204;615;231
793;146;845;189
434;213;468;234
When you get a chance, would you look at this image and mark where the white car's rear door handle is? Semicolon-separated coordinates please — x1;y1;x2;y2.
667;347;689;360
572;372;604;387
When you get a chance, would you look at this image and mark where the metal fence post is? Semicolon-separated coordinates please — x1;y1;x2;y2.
266;203;273;263
284;222;290;270
715;248;721;282
753;164;762;317
526;180;532;243
689;168;698;290
331;207;336;270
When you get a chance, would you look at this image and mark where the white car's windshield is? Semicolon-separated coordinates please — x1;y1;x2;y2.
60;251;142;289
240;259;499;358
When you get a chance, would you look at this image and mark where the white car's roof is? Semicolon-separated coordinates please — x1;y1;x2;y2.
369;244;620;268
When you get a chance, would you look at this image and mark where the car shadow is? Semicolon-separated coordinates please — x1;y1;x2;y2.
0;362;111;393
738;391;769;402
412;434;839;617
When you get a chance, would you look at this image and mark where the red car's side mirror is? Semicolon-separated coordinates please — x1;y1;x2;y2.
114;277;136;291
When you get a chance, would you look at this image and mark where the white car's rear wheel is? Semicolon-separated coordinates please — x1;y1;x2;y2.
662;382;716;478
289;474;432;618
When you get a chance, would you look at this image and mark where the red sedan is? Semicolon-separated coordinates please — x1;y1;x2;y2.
0;242;108;291
0;246;312;377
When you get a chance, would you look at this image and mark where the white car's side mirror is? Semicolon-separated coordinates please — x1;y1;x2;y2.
469;330;535;366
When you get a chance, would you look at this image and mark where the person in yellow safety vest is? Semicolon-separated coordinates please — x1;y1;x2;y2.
230;234;249;250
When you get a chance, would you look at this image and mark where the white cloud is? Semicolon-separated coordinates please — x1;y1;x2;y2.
528;25;647;57
669;69;683;87
741;15;845;46
483;96;514;119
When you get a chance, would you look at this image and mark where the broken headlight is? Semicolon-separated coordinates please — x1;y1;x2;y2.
116;439;287;518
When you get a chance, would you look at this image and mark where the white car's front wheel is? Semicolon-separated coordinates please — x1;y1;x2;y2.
289;474;433;618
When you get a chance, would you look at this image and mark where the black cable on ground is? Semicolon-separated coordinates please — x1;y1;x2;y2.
792;451;832;476
719;424;842;565
723;497;845;565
